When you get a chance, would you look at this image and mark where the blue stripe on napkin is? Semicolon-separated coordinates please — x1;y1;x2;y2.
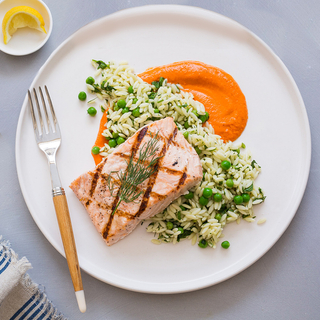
0;258;11;275
10;295;35;319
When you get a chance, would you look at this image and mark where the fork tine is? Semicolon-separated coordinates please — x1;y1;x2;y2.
44;86;58;130
33;88;44;135
28;90;39;136
39;87;51;132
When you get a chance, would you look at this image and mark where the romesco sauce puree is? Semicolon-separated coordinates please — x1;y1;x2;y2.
92;110;107;165
93;61;248;165
139;61;248;142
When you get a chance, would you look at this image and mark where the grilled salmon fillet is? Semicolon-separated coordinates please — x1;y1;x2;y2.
70;117;202;246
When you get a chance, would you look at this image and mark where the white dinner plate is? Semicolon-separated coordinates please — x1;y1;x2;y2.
16;5;311;294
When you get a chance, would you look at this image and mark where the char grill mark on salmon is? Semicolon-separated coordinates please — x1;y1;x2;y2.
135;127;178;218
102;126;149;239
70;118;203;246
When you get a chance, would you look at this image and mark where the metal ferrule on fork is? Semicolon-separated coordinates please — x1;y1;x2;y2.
52;187;65;197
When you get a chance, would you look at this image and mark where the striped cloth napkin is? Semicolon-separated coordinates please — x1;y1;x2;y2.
0;237;67;320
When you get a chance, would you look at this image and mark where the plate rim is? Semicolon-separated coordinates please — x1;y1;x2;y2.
15;4;311;294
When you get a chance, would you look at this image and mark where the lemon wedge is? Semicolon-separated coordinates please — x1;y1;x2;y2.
2;6;46;44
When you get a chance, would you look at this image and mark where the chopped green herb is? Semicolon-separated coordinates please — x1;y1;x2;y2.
233;149;240;155
159;77;165;86
92;84;101;94
148;92;156;100
178;229;192;240
251;160;258;168
101;81;115;95
243;183;253;193
93;59;109;69
218;204;228;215
152;81;160;89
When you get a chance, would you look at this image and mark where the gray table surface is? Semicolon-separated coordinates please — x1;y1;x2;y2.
1;0;319;319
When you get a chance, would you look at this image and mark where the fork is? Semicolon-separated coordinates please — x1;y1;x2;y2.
28;86;86;313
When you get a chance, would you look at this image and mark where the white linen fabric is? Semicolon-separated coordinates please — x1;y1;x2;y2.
0;237;67;320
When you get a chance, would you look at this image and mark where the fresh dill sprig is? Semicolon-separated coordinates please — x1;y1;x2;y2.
107;131;162;215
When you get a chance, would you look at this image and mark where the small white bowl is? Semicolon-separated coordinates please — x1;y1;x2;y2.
0;0;52;56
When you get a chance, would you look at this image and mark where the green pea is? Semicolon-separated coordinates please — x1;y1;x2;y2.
87;107;97;116
180;205;186;211
113;105;120;111
166;221;173;230
205;111;209;120
184;191;194;199
78;91;86;101
198;239;208;249
226;179;234;188
117;137;125;145
132;98;138;104
199;115;207;123
234;195;243;205
132;108;140;117
117;99;126;109
221;241;230;249
192;109;199;117
112;132;119;139
213;193;222;202
128;86;134;94
215;213;222;221
203;188;213;198
121;107;129;114
195;147;202;155
91;146;100;155
178;227;184;234
184;121;190;129
199;196;209;206
108;139;117;148
221;160;231;170
242;193;250;203
183;131;189;139
154;109;160;113
86;77;95;85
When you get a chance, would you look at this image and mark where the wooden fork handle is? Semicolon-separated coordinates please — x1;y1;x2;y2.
52;193;83;292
